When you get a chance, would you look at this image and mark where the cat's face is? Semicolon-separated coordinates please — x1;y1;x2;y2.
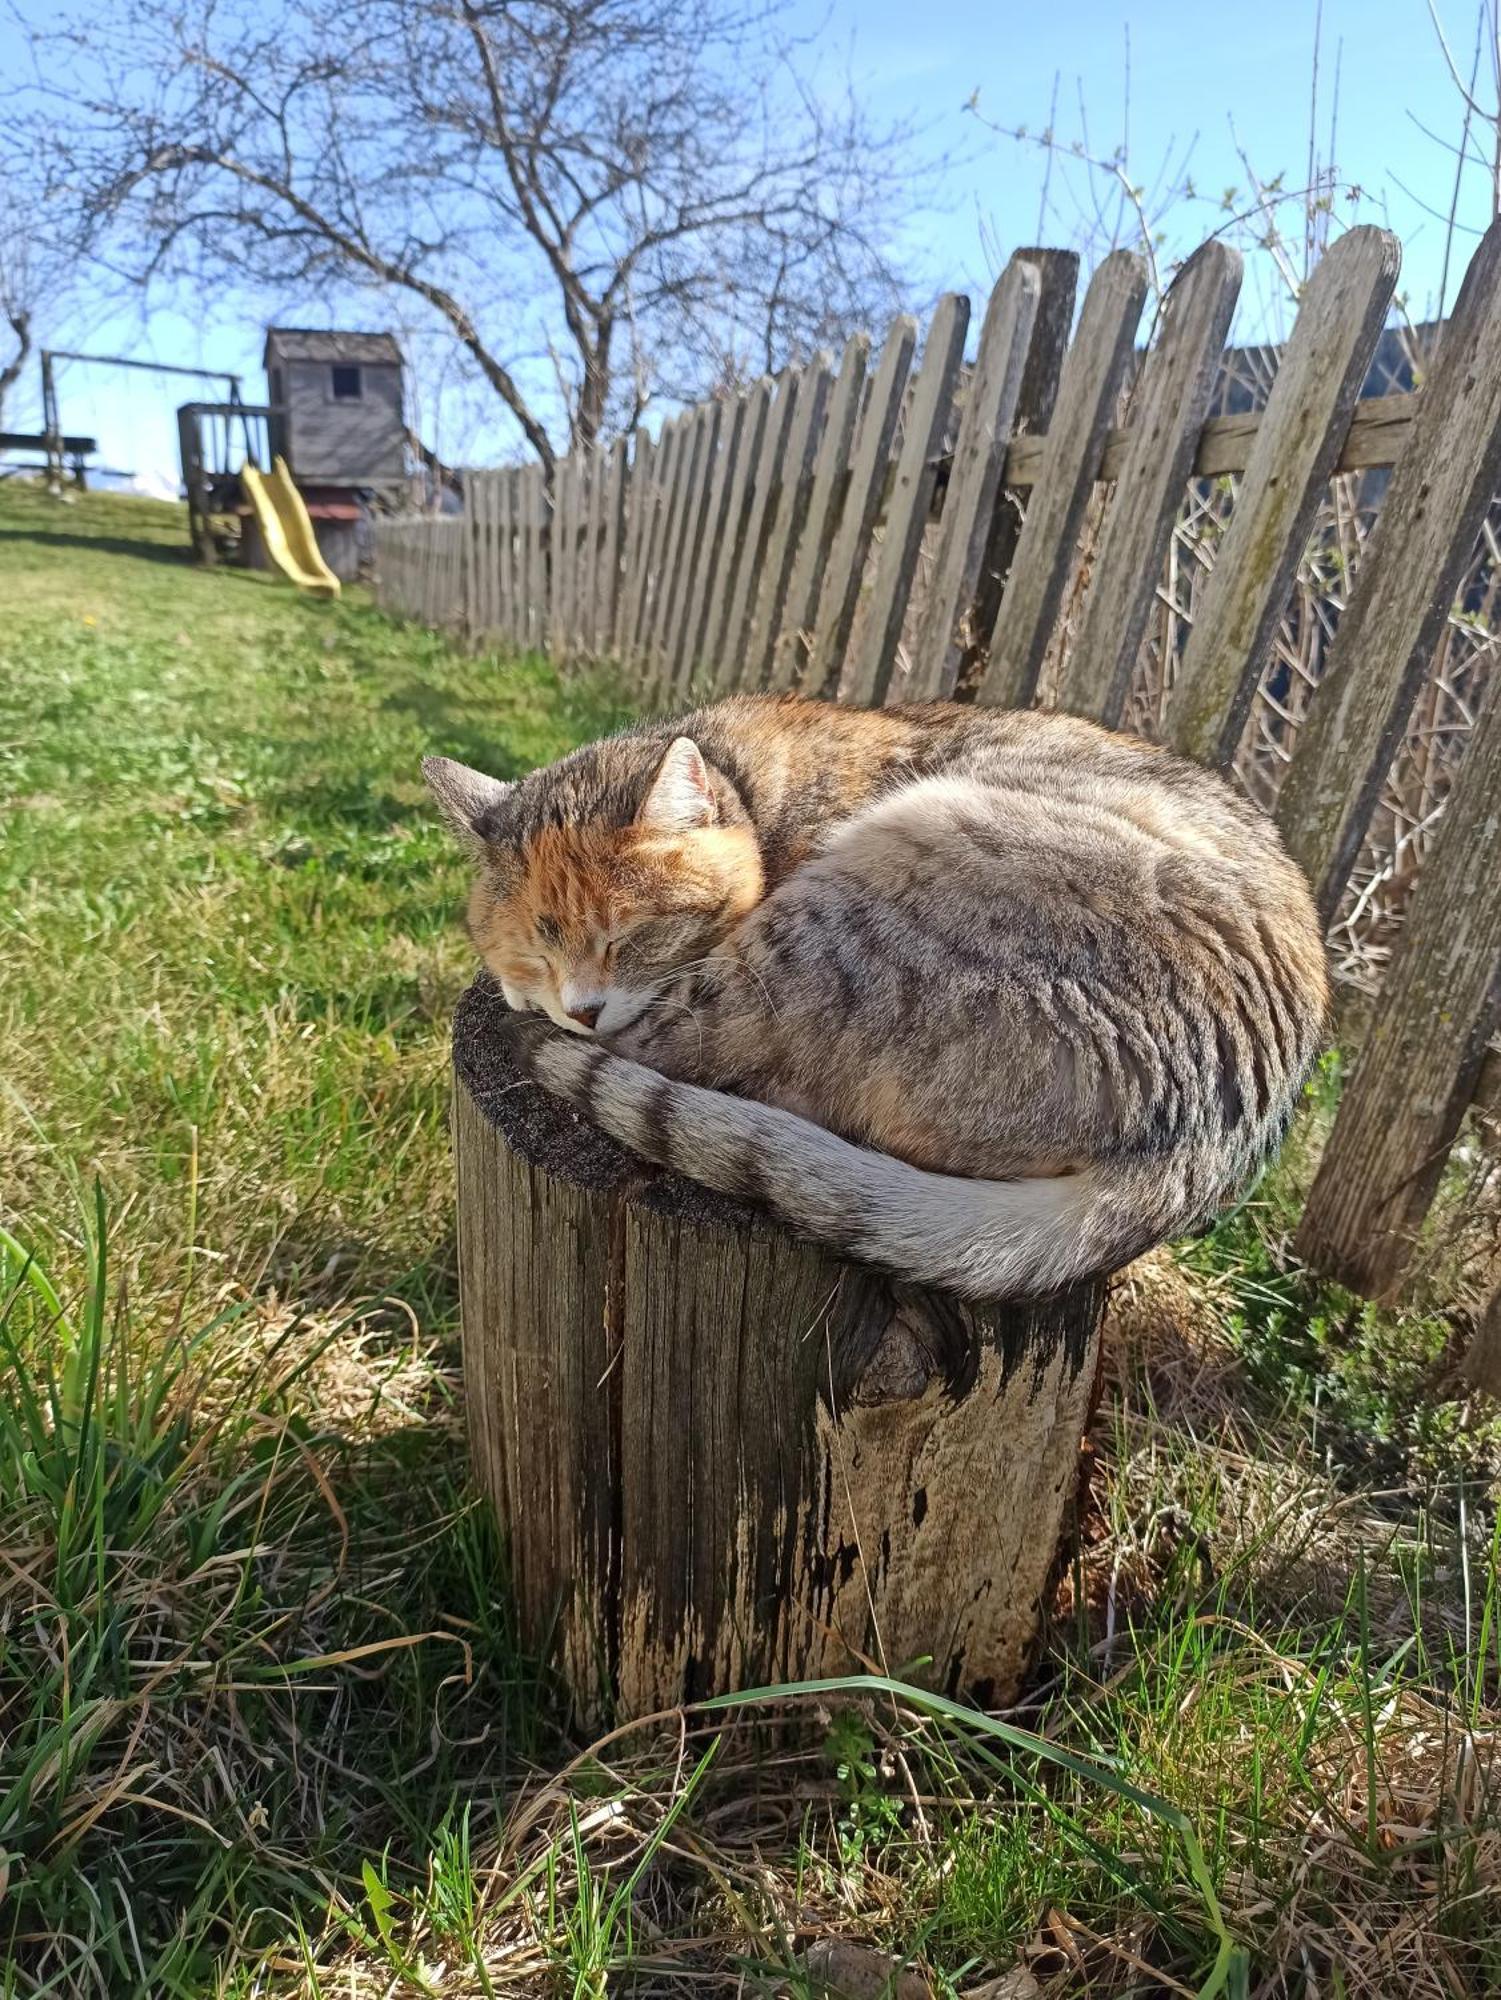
425;737;763;1036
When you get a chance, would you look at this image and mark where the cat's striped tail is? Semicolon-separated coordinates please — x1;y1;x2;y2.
526;1033;1152;1300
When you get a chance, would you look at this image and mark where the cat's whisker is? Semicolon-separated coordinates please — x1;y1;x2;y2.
668;951;783;1025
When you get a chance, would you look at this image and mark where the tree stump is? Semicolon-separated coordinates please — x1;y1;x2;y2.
453;976;1107;1724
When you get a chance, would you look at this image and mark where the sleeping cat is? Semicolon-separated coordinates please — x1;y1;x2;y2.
424;693;1327;1299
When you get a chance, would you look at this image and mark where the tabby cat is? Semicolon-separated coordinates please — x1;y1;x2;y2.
424;693;1327;1298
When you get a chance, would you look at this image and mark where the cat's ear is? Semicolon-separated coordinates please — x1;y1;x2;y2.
637;737;717;832
422;756;513;852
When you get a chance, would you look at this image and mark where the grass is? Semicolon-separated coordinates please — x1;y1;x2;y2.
1;480;1498;1996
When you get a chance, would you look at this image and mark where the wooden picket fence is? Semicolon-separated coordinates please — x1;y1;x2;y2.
375;219;1501;1310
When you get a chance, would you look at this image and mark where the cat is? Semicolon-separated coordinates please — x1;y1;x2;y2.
424;692;1328;1299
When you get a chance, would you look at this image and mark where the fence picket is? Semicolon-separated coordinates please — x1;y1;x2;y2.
768;334;869;692
575;449;594;654
978;251;1146;710
743;352;834;690
596;439;628;657
1168;228;1401;768
906;262;1041;701
488;470;504;641
954;249;1078;696
1294;668;1501;1294
1052;241;1243;726
629;417;681;670
568;449;587;654
704;380;773;688
678;392;750;693
487;470;503;640
841;294;969;706
615;430;655;658
661;401;726;699
644;412;701;678
717;370;802;687
1277;213;1501;925
653;403;717;694
467;470;486;639
522;466;542;651
544;460;564;653
509;471;524;647
806;316;918;698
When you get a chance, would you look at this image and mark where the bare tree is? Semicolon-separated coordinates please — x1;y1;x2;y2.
12;0;918;469
0;166;66;426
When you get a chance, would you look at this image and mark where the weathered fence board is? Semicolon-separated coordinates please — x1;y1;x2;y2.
650;402;713;689
1276;212;1501;926
907;260;1041;701
554;454;574;653
614;431;654;658
719;369;802;682
495;471;513;646
596;440;627;656
1462;1284;1501;1398
1168;227;1401;768
744;352;834;692
807;316;917;697
954;248;1079;696
679;392;750;692
1295;667;1501;1294
768;334;869;692
661;409;720;693
978;250;1148;710
1054;241;1243;726
628;416;680;668
468;470;488;637
645;413;697;676
706;381;773;691
846;294;969;706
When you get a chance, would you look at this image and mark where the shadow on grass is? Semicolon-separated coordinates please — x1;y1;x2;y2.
0;526;194;566
261;1226;461;1329
379;676;541;780
264;771;431;830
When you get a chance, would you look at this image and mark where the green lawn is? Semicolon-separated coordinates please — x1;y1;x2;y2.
1;483;1498;1997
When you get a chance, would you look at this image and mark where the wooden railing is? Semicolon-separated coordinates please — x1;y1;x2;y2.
375;218;1501;1307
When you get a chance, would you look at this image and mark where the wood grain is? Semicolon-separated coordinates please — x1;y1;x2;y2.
768;333;870;692
807;316;917;698
677;392;749;694
1295;665;1501;1295
1054;241;1243;726
953;248;1078;699
704;379;773;689
844;294;969;707
1169;228;1401;768
907;261;1040;701
978;251;1147;710
718;369;802;686
1277;214;1501;925
744;351;834;690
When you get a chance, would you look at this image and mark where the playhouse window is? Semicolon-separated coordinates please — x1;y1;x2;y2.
330;364;363;401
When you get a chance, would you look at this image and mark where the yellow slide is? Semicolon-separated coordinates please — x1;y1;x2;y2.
242;456;341;598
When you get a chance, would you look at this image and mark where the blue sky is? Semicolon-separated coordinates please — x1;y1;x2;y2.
3;0;1495;487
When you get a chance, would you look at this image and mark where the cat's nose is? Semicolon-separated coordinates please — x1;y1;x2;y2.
567;1003;601;1030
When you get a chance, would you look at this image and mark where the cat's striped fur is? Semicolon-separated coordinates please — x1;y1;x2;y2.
425;693;1327;1298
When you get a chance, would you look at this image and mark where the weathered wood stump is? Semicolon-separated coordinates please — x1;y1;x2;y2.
453;976;1106;1723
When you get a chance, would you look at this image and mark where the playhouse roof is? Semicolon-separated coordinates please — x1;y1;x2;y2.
263;328;404;367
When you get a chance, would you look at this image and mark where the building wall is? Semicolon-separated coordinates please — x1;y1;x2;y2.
281;359;406;486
